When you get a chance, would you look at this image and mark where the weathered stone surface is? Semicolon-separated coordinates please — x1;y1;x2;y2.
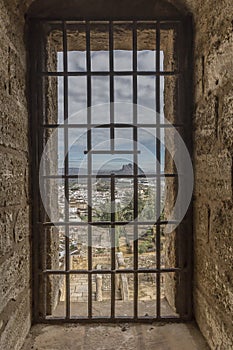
14;205;30;244
0;240;30;314
0;97;28;152
219;87;233;152
194;151;232;201
191;2;233;348
194;289;233;350
194;95;219;156
0;208;15;256
0;150;28;207
0;205;30;256
0;291;31;350
21;323;209;350
0;0;31;348
205;33;233;93
193;202;209;243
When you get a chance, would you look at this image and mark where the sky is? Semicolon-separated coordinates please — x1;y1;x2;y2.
55;50;166;173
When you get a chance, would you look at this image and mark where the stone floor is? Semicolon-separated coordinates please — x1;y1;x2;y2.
51;299;178;318
22;322;209;350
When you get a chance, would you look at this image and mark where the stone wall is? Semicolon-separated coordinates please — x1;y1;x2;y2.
188;0;233;348
161;0;233;347
0;1;33;350
166;0;233;348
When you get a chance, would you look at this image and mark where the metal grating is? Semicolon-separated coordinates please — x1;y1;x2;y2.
29;18;193;323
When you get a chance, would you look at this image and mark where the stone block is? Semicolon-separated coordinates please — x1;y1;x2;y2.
194;151;232;201
0;150;28;207
219;89;233;151
205;33;233;93
194;288;233;349
0;96;28;152
14;205;30;244
0;240;30;314
194;95;219;156
0;291;31;350
193;202;209;243
0;208;15;256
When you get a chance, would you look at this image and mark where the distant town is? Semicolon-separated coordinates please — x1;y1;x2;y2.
55;163;165;266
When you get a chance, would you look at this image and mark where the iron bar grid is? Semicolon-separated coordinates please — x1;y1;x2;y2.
31;18;193;323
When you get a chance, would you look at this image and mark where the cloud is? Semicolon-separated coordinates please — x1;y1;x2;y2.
138;51;156;71
114;51;132;71
56;50;166;171
91;51;109;71
67;51;86;71
115;76;132;101
57;51;164;124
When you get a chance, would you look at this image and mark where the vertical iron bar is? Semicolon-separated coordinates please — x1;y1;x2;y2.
34;20;46;320
110;21;116;319
133;21;138;319
183;16;194;320
40;23;48;319
176;18;193;319
156;21;161;319
111;173;116;318
63;21;70;319
175;21;184;317
109;21;115;152
86;21;93;319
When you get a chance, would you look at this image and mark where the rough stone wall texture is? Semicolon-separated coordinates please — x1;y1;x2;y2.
0;1;33;350
180;0;233;349
169;0;233;349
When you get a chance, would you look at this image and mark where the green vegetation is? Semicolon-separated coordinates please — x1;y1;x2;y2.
138;240;154;254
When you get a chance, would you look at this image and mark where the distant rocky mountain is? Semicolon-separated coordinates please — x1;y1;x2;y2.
98;163;144;175
100;163;145;176
59;163;145;176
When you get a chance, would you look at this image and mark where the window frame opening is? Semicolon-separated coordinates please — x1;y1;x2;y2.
28;9;193;324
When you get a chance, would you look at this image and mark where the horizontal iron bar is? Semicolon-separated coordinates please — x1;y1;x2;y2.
39;71;179;77
39;315;190;324
41;20;180;28
42;220;179;226
29;16;184;22
38;20;179;30
41;268;181;275
84;150;141;155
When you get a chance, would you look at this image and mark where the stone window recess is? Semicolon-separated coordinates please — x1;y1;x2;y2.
29;13;193;322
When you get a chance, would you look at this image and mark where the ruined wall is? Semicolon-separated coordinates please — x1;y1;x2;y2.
0;1;33;349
